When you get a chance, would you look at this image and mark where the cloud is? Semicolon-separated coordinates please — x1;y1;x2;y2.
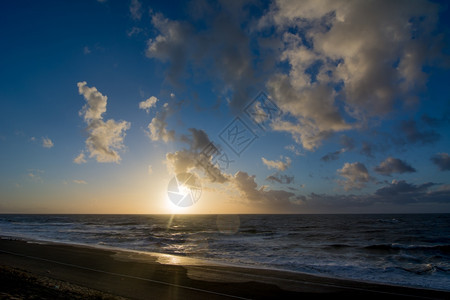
263;0;442;150
360;141;375;158
374;157;416;176
127;26;143;37
338;162;372;190
181;128;210;151
284;144;302;156
431;153;450;171
129;0;142;20
42;137;54;148
262;156;291;171
139;96;159;113
233;171;297;207
375;180;435;199
266;173;294;184
73;180;87;184
399;120;440;145
77;82;130;163
147;103;175;142
27;169;44;182
148;165;153;175
78;81;107;121
165;129;228;183
83;46;91;55
321;149;343;162
73;152;87;164
320;135;354;162
146;6;259;111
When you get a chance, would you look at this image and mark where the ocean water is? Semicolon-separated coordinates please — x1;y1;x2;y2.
0;214;449;291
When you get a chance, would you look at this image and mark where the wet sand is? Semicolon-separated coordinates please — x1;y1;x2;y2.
0;238;448;299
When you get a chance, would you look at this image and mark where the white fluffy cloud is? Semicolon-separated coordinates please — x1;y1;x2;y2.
77;82;130;163
139;96;159;113
264;0;441;150
261;156;291;171
338;162;372;191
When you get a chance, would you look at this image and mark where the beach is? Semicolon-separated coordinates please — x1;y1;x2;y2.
1;238;449;299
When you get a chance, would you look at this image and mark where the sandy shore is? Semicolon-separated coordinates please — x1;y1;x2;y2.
0;238;449;299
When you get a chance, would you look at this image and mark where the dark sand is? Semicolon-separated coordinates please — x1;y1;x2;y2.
1;238;449;299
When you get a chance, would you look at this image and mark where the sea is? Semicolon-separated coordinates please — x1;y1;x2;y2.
0;214;449;291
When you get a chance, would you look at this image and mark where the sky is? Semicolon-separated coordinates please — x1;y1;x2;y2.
0;0;450;214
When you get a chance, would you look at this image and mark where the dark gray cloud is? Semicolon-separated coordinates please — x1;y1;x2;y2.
181;128;210;152
340;135;355;150
146;2;262;112
321;135;355;162
321;149;343;162
299;180;449;210
431;153;450;171
360;141;375;158
399;120;440;145
375;180;434;197
374;157;416;176
266;173;294;184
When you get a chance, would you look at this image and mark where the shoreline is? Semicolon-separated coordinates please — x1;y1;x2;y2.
2;235;450;294
1;237;449;299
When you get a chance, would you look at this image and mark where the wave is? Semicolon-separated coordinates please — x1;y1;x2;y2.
365;243;450;254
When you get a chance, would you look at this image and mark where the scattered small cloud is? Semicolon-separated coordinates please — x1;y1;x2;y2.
431;153;450;171
148;165;153;175
42;137;54;149
266;173;294;184
139;96;158;113
321;149;344;162
338;162;372;191
284;144;302;156
129;0;142;20
27;169;44;182
321;135;355;162
360;141;375;158
73;179;87;184
374;157;416;176
127;26;143;37
261;156;291;171
73;152;87;164
83;46;91;55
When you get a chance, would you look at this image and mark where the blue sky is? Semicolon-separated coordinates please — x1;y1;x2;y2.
0;0;449;214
